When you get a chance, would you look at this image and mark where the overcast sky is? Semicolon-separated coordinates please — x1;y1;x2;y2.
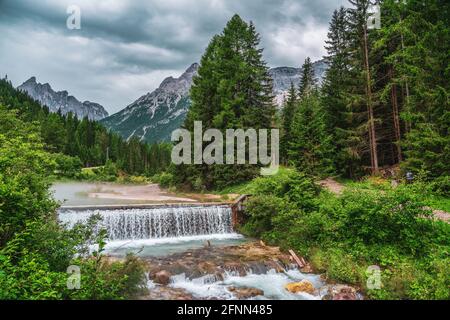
0;0;347;114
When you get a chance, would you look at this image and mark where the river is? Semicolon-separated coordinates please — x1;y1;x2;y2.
52;182;360;300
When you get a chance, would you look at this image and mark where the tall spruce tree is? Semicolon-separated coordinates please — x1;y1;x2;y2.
346;0;379;174
298;57;317;98
322;7;362;177
281;83;298;164
288;90;334;176
176;15;275;190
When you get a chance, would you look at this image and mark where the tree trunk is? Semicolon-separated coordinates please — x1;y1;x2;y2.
363;24;379;174
389;67;403;163
400;23;412;133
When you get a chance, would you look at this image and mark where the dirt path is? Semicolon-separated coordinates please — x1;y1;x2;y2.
318;178;345;195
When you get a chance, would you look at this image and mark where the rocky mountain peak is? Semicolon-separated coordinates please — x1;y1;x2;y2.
101;59;328;144
24;76;37;84
17;77;109;121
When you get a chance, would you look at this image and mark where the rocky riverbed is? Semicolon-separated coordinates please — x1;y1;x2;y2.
140;242;362;300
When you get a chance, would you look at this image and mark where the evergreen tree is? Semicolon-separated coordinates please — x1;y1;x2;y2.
298;57;316;98
288;91;334;176
177;15;275;190
281;83;298;163
347;0;379;174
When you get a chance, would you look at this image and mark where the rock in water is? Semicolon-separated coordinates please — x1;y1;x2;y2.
284;279;316;295
153;270;172;285
228;287;264;299
328;285;358;300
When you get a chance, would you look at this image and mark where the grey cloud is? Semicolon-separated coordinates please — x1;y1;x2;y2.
0;0;347;113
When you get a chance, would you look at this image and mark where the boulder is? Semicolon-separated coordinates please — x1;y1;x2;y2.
322;285;358;300
153;270;171;285
228;286;264;299
332;285;358;300
285;279;316;295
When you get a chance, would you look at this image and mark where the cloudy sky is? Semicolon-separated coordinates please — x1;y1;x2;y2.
0;0;347;114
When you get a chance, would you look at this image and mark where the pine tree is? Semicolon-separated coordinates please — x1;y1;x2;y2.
288;91;334;176
322;7;361;176
177;15;275;190
281;83;298;163
298;57;316;98
346;0;379;174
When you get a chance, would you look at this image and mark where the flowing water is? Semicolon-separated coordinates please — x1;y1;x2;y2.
148;269;327;300
55;185;337;300
58;205;245;257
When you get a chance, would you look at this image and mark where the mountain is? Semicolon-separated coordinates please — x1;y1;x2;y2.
101;63;198;143
102;60;328;144
17;77;108;120
269;60;328;105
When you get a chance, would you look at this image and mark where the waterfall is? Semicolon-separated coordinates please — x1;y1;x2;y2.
58;205;234;241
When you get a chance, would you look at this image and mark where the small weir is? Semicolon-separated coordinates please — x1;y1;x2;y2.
58;204;244;255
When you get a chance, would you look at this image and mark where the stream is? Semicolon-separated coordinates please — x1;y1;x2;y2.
54;182;361;300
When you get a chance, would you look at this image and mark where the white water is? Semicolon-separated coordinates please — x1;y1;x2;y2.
158;269;326;300
59;206;234;240
58;205;245;256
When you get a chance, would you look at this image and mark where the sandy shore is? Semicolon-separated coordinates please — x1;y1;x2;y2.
88;183;196;202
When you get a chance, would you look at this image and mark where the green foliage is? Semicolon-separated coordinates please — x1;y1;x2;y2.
288;91;335;177
175;15;276;190
241;169;450;300
0;106;57;246
240;169;320;241
280;83;298;164
0;79;171;177
0;104;146;300
52;153;83;178
152;171;175;188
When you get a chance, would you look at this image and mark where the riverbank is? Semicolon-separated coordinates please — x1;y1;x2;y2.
52;181;239;206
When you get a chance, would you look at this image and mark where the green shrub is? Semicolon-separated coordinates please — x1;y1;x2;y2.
240;195;284;238
52;153;83;178
241;167;450;300
152;172;175;188
429;175;450;197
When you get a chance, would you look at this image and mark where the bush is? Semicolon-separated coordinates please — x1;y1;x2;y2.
241;195;284;238
52;153;83;179
152;172;175;188
429;175;450;197
0;106;147;300
241;167;450;300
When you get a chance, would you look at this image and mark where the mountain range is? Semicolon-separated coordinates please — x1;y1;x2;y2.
101;59;328;144
100;63;198;143
17;60;327;144
17;77;109;121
